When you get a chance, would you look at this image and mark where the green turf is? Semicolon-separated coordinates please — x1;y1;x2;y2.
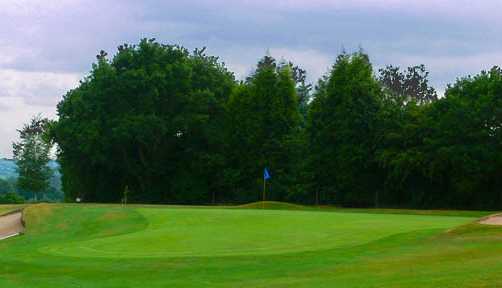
0;203;501;287
239;201;493;218
237;201;307;210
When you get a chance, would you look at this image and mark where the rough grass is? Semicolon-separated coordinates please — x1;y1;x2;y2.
0;203;500;287
0;204;24;216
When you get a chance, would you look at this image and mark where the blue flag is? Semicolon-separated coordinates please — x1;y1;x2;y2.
264;168;271;180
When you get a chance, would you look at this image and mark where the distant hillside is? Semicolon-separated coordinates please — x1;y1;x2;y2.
0;159;17;179
0;159;60;179
0;159;63;201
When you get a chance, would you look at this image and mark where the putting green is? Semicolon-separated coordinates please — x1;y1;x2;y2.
42;207;472;258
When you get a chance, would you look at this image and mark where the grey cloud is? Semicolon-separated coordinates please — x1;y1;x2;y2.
0;70;80;107
1;1;500;81
1;0;502;156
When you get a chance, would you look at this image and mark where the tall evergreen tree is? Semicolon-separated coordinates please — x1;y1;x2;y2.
307;52;382;206
225;56;301;201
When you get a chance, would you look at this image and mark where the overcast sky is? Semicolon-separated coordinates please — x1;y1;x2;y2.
1;0;501;157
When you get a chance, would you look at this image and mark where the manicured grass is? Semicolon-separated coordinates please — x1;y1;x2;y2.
237;201;308;210
0;203;501;287
239;201;493;217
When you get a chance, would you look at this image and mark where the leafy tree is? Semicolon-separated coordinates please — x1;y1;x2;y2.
379;64;438;105
52;39;235;203
423;66;502;209
374;64;438;207
13;116;53;201
288;63;313;124
376;66;502;209
375;100;433;207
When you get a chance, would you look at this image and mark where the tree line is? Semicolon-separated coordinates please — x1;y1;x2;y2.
43;39;502;210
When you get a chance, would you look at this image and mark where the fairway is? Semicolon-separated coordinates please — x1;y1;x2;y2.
1;204;502;287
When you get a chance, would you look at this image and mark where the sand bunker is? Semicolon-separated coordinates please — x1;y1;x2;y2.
479;214;502;226
0;210;24;240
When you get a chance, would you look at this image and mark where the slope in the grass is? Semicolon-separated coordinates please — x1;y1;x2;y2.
238;201;307;210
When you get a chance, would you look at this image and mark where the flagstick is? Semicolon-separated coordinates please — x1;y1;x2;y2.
262;177;266;209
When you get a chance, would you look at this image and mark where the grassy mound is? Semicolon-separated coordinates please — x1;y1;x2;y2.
237;201;308;210
0;204;501;287
0;204;24;216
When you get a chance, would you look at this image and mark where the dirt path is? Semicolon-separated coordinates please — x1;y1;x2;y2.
0;211;24;240
479;214;502;225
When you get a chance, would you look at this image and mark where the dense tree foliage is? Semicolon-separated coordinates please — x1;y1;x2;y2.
52;39;235;203
0;191;25;204
423;67;502;209
50;39;502;210
376;66;502;209
0;177;24;203
307;52;382;206
224;56;302;202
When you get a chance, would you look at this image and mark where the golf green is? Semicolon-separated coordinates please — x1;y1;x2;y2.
42;208;472;258
1;203;501;287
